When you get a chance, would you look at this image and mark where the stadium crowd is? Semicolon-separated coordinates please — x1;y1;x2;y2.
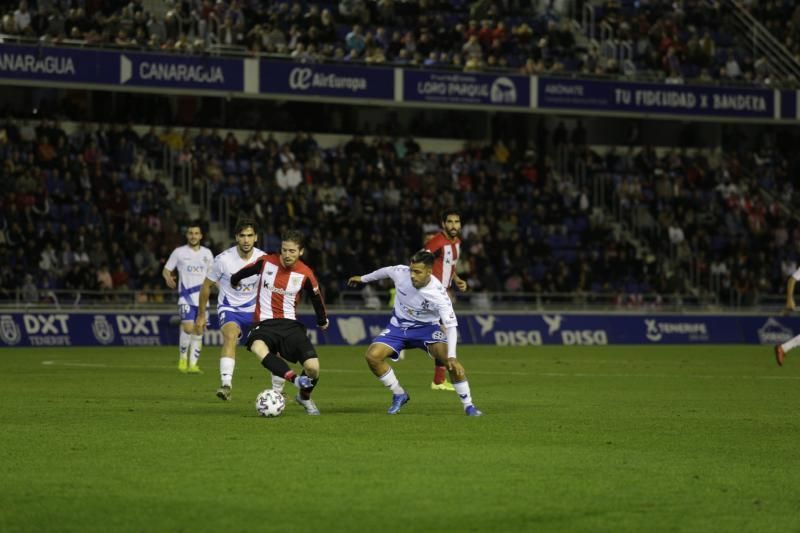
584;131;799;306
0;118;197;303
2;0;798;85
2;115;798;307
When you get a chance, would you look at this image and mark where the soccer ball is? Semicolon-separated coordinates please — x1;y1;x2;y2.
255;389;285;417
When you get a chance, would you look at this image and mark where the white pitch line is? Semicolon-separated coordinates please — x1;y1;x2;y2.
538;372;800;380
41;360;174;369
42;360;109;368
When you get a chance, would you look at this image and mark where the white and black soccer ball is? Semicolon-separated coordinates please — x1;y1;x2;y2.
255;389;285;417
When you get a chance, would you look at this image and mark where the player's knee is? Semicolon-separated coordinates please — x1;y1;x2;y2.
303;357;320;378
249;340;268;358
365;348;382;366
222;331;237;342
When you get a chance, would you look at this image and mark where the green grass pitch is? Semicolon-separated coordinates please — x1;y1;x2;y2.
1;344;798;532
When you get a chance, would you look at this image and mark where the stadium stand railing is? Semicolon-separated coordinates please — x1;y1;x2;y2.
716;0;800;85
1;288;786;312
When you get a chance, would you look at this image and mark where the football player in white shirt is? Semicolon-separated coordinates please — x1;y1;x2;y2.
347;250;483;416
196;219;277;400
162;222;214;373
775;265;800;366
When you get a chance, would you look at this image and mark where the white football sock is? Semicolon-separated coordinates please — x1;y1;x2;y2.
378;368;405;395
453;380;473;407
189;334;203;366
179;330;190;361
220;357;235;387
272;374;286;393
781;334;800;353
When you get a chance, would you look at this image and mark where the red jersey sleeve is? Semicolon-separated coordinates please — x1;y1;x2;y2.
425;233;447;255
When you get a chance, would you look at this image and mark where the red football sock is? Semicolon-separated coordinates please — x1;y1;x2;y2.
433;366;447;384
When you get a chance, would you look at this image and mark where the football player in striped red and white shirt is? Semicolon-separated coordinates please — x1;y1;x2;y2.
230;229;329;415
424;209;468;391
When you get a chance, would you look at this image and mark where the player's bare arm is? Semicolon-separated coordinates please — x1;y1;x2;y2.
195;277;215;330
162;268;177;289
454;274;468;292
347;276;363;286
785;277;797;315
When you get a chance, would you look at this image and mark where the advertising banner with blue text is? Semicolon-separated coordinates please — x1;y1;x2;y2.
0;43;118;84
119;52;243;91
404;69;530;108
3;43;799;123
1;312;797;347
537;77;776;119
261;61;394;100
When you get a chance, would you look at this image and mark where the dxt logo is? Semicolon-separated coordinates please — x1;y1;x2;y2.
116;315;160;335
23;314;69;334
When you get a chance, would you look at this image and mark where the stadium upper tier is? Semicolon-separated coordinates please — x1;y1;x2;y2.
1;0;798;87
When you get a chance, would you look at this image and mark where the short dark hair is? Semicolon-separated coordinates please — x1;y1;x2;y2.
234;218;257;235
281;228;305;248
440;208;461;224
187;220;204;232
410;249;435;267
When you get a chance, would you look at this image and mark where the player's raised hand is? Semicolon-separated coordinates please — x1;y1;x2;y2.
347;276;362;287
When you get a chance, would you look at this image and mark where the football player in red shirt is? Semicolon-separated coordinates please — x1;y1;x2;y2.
230;229;329;415
424;209;468;391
